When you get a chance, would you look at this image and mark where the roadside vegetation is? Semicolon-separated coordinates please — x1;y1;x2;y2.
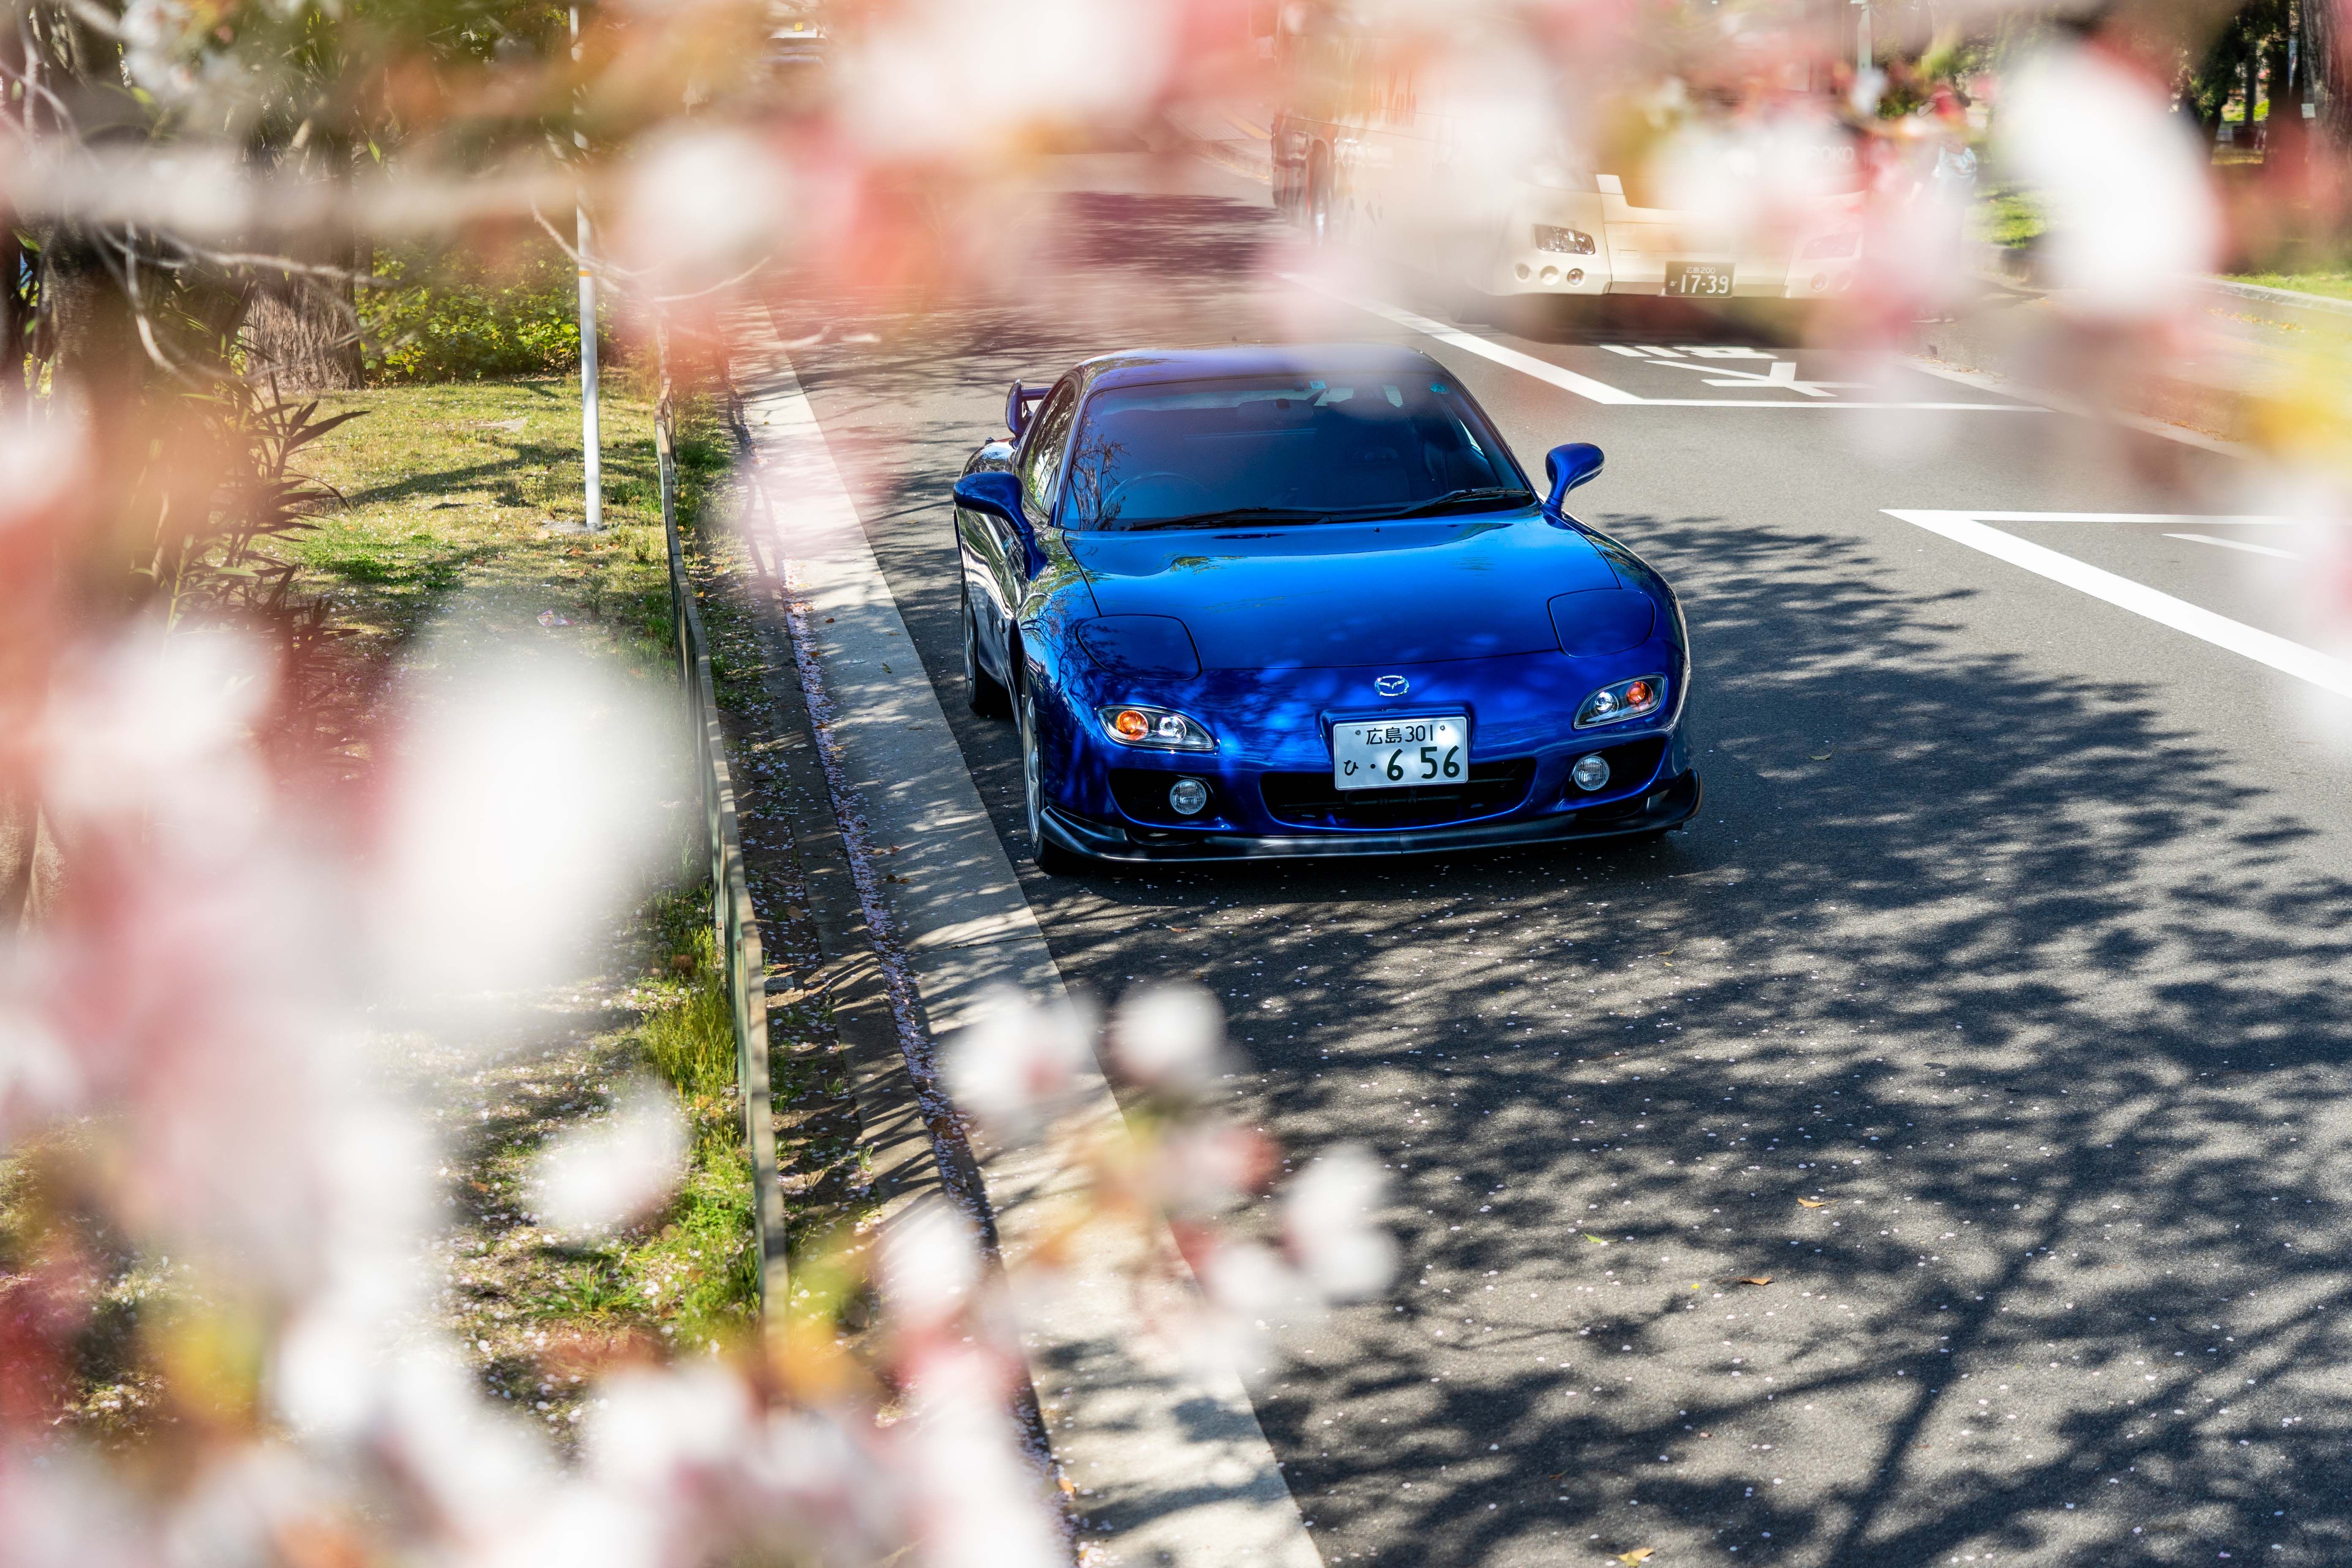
360;243;592;385
0;290;873;1443
1970;180;2045;250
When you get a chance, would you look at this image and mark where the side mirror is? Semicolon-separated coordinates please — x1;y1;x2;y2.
1006;381;1047;438
1543;442;1605;513
953;470;1043;574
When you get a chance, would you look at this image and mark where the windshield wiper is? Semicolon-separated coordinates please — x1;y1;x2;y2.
1115;506;1331;530
1367;486;1537;519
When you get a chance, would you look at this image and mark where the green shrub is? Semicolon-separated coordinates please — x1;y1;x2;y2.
360;244;611;385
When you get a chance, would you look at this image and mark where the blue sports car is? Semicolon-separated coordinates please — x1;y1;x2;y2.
950;344;1699;874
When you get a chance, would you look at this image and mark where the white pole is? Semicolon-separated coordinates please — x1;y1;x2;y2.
571;5;602;532
1855;0;1871;76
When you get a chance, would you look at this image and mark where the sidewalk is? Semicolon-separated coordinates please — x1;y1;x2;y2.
1914;265;2352;446
728;314;1322;1568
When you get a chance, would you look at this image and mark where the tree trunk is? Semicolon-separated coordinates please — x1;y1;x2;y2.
2306;0;2348;146
1;227;26;410
40;229;143;410
241;239;364;392
238;139;364;393
2266;28;2311;179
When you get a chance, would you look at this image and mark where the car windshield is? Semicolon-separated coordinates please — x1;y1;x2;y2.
1057;373;1529;531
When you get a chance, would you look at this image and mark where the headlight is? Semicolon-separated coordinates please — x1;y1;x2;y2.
1099;705;1215;751
1575;676;1665;729
1802;230;1861;259
1534;224;1596;255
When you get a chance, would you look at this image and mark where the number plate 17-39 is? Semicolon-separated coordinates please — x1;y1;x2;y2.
1332;715;1469;791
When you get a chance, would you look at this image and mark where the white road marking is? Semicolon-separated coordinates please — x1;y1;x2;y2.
2164;532;2306;560
1290;278;1643;404
1886;508;2352;699
1928;511;2295;526
1655;357;1865;397
1287;274;2042;410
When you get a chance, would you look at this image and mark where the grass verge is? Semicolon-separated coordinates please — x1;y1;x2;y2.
292;373;728;679
2221;270;2352;303
1969;182;2044;250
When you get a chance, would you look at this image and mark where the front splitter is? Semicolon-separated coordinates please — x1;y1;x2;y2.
1043;770;1702;867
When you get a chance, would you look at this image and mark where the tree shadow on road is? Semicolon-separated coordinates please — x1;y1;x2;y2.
749;170;2352;1567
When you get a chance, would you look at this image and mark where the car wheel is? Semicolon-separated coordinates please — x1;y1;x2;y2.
962;585;1010;719
1018;682;1084;877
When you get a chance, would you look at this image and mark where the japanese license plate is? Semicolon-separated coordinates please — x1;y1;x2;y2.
1663;261;1734;297
1332;715;1469;791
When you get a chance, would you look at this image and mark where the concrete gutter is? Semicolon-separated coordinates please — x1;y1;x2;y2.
2202;276;2352;319
729;314;1323;1568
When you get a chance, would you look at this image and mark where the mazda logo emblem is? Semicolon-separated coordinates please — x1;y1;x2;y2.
1374;674;1410;697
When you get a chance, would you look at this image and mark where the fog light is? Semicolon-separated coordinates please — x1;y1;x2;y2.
1566;268;1584;285
1168;777;1210;816
1514;262;1532;281
1810;272;1829;292
1540;266;1559;284
1571;754;1611;792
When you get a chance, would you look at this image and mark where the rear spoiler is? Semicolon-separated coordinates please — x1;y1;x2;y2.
1006;381;1049;438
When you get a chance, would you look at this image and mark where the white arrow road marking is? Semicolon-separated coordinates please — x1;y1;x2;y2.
1284;273;2041;410
1885;508;2352;698
1656;357;1866;398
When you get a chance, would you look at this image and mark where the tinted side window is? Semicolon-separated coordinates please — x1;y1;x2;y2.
1020;383;1078;516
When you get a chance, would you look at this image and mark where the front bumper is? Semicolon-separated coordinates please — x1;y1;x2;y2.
1044;768;1701;866
1483;185;1864;300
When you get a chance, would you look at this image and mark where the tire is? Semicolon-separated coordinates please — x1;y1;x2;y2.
1017;682;1085;877
962;585;1010;719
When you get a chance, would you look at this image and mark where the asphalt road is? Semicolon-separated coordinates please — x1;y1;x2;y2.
764;153;2352;1568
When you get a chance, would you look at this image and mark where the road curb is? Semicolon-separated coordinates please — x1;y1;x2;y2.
728;314;1323;1568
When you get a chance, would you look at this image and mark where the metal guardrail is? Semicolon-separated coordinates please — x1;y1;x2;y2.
657;384;790;1320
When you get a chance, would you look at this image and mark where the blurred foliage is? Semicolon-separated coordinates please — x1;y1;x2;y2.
360;244;605;385
1972;182;2047;248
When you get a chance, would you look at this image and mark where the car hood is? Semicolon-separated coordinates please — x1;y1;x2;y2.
1065;515;1623;670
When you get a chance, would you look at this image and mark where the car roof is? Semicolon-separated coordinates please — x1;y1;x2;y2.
1070;343;1447;395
